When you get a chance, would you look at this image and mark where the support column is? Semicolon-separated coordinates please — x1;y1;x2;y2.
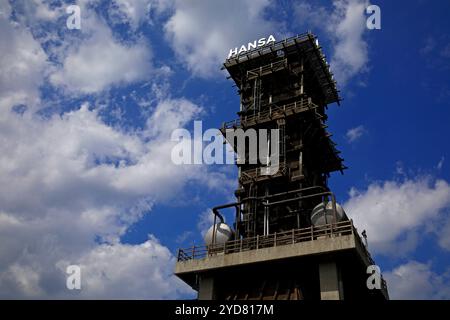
319;261;343;300
198;275;216;300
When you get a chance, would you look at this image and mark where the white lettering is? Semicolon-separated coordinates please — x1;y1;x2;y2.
228;35;276;58
238;44;247;55
228;47;238;59
257;37;266;46
248;40;257;50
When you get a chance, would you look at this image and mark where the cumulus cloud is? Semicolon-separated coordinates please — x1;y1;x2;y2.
328;0;370;85
0;92;231;298
164;0;279;77
344;176;450;256
437;218;450;251
58;238;192;299
0;100;210;298
197;209;215;237
0;3;239;299
49;12;153;94
295;0;370;85
0;0;48;110
107;0;173;29
346;125;366;142
0;0;257;299
1;0;162;98
384;261;450;300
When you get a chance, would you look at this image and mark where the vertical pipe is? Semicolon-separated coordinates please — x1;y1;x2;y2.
299;151;303;177
262;207;265;236
239;83;243;112
253;78;257;116
264;186;269;235
300;57;304;95
235;200;240;240
212;212;217;246
254;184;258;236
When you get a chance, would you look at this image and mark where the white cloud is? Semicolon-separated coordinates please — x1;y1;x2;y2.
0;94;231;298
197;209;214;237
1;0;160;99
346;125;366;142
0;0;236;299
32;0;60;21
175;231;193;244
344;176;450;256
164;0;279;77
0;0;48;110
295;0;370;85
437;217;450;251
329;0;370;85
384;261;450;300
108;0;173;29
57;237;193;299
49;16;153;94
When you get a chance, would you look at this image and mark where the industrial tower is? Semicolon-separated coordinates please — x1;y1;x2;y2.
175;33;389;300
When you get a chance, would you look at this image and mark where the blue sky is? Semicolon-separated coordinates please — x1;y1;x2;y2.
0;0;449;299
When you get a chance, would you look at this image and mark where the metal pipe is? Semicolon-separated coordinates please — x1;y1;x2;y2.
212;203;235;223
264;186;269;236
238;186;327;203
211;188;336;242
264;185;327;199
263;191;335;207
212;211;217;246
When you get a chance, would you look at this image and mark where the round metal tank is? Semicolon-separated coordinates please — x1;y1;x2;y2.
204;223;233;245
310;201;345;226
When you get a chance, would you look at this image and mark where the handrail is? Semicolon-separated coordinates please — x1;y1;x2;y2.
177;220;353;261
221;97;316;131
246;59;288;80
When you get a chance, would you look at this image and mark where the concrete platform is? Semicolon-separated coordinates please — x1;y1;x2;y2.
175;231;388;300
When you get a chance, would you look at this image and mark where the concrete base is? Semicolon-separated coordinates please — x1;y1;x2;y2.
175;231;389;300
319;261;343;300
198;275;215;300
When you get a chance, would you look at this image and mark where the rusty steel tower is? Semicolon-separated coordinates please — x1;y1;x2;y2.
175;33;388;300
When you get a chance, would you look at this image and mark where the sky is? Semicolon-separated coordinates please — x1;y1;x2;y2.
0;0;449;299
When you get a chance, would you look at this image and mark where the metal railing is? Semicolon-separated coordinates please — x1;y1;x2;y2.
246;59;288;80
238;163;288;184
221;97;317;131
177;220;354;262
176;219;389;297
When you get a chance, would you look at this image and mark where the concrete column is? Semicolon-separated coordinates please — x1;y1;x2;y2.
198;275;216;300
319;261;343;300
